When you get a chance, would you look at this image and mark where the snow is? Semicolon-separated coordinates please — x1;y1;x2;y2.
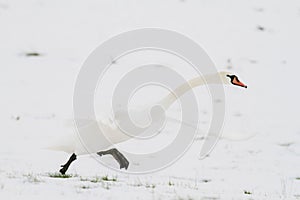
0;0;300;199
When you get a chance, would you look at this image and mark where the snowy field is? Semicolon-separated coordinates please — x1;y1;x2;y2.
0;0;300;199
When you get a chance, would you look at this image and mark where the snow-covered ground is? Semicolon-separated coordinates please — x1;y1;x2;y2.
0;0;300;199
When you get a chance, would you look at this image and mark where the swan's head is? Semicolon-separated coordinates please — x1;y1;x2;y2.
218;71;247;88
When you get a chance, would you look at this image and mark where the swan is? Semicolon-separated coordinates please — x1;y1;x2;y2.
52;71;247;174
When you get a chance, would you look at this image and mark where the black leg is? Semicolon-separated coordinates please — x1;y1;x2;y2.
59;153;77;174
97;148;129;170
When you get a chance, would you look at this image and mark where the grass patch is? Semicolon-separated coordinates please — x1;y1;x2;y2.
25;52;42;57
168;181;174;186
296;177;300;180
80;177;89;182
244;190;252;195
90;177;102;183
101;175;117;182
278;142;293;147
145;183;156;189
7;173;17;179
23;173;43;183
80;175;117;183
81;185;90;189
102;183;110;190
48;173;75;179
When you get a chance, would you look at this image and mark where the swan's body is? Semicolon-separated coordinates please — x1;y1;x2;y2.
50;71;247;174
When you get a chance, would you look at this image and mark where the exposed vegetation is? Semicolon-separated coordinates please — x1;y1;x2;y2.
24;173;43;183
244;190;252;195
48;173;75;179
25;52;42;57
80;175;117;183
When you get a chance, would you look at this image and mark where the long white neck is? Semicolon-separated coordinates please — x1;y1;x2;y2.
158;73;223;110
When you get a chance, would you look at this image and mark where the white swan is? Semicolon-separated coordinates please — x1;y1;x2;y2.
51;71;247;174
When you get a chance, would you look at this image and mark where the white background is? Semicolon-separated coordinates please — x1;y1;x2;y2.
0;0;299;199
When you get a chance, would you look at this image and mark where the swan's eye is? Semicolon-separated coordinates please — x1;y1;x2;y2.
226;74;234;79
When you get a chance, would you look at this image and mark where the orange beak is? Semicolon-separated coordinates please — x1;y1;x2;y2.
232;78;247;88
